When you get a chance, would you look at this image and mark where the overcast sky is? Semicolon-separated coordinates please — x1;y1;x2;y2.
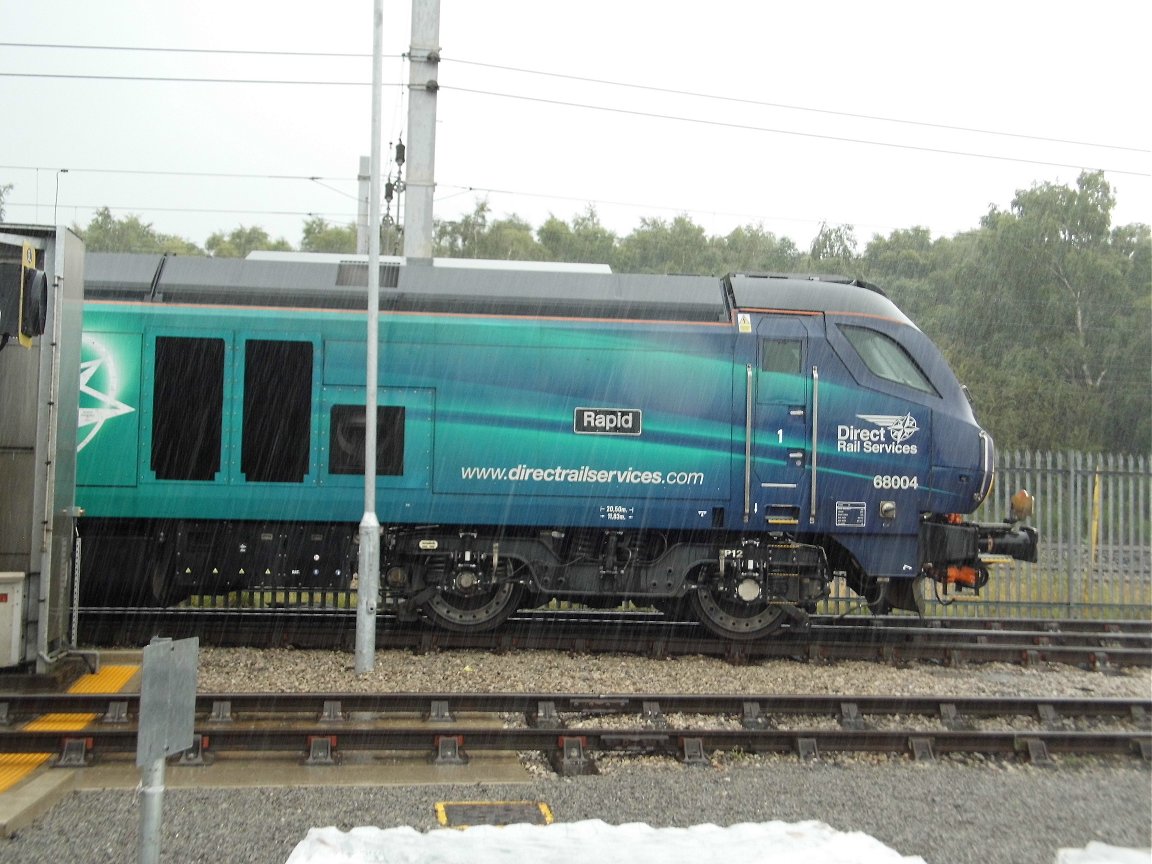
2;0;1148;252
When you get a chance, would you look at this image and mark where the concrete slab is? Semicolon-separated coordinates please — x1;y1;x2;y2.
69;751;534;790
0;768;76;837
1;750;532;835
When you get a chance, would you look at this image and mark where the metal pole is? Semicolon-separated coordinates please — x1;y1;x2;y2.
355;0;385;674
137;758;164;864
401;0;440;259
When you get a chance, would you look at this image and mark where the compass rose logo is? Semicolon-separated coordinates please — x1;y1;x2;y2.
857;413;920;444
78;335;135;452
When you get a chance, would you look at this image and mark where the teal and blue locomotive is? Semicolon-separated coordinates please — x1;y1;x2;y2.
76;254;1036;639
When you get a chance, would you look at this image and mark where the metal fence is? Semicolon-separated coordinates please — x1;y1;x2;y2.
913;450;1152;621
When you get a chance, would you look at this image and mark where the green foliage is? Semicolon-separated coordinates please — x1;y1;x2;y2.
614;215;719;274
711;224;803;273
206;225;293;258
300;217;357;254
434;200;543;261
537;206;617;264
74;207;202;254
808;222;858;271
963;172;1148;452
860;172;1150;454
0;182;11;221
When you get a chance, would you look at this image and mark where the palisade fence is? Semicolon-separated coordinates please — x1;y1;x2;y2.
911;450;1152;621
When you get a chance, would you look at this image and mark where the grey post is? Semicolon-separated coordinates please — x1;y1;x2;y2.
355;0;385;674
136;637;198;864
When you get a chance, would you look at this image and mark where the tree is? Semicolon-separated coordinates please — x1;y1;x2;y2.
300;217;357;253
862;227;936;281
859;227;953;328
948;172;1150;452
434;200;492;259
0;183;11;221
537;206;617;264
75;207;201;254
808;222;858;271
614;215;718;275
711;224;802;273
431;200;540;260
479;214;541;260
206;225;292;258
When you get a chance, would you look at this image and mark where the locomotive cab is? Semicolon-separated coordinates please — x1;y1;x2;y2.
726;273;1037;616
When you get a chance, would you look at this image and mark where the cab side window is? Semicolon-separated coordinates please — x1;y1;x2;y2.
839;325;938;395
761;339;802;374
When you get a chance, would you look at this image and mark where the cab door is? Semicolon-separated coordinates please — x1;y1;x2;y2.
751;316;814;529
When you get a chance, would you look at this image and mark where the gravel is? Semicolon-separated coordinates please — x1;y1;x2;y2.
195;647;1151;699
0;649;1148;864
1;761;1147;864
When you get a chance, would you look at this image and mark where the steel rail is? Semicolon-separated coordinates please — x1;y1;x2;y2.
0;695;1147;732
0;725;1146;765
1;692;1147;770
1;692;1149;723
74;609;1152;667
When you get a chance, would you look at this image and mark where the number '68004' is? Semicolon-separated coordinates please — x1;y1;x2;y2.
873;475;918;490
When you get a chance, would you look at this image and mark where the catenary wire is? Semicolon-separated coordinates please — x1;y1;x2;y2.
2;41;1145;155
442;85;1151;179
444;58;1150;156
2;68;1145;176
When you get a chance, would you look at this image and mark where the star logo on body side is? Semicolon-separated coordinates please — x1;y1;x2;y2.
856;413;920;444
77;354;135;452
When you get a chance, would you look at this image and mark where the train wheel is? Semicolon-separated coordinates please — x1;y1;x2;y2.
689;584;788;641
421;579;525;633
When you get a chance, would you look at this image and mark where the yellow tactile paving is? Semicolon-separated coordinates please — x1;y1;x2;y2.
0;755;52;791
0;662;140;793
68;664;139;694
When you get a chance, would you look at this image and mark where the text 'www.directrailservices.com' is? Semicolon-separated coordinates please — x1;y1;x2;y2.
460;464;706;486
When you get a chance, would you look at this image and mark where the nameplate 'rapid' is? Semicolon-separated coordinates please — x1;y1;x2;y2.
573;407;642;436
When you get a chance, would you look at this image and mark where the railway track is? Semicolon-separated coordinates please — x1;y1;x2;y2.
77;608;1152;668
1;691;1148;773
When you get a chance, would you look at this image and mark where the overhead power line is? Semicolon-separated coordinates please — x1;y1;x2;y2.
4;68;1144;176
0;165;354;182
0;41;380;59
445;58;1150;156
10;199;354;222
3;41;1147;155
0;72;398;87
443;86;1151;179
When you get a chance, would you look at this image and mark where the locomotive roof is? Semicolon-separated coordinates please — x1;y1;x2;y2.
84;254;911;324
724;272;914;325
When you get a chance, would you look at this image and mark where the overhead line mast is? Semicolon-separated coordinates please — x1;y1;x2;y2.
402;0;440;260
